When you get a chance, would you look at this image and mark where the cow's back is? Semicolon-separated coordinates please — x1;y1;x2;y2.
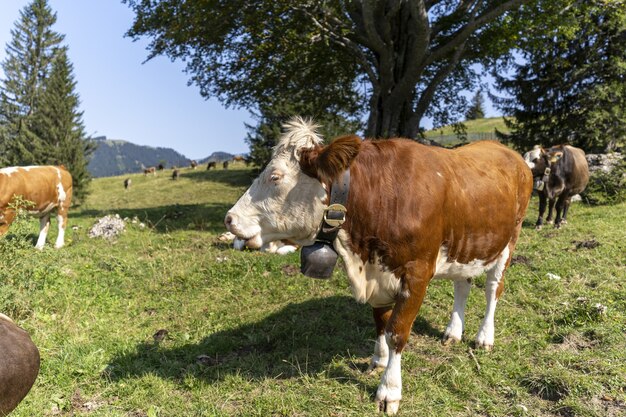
0;315;40;415
345;140;532;267
0;166;72;212
562;145;589;195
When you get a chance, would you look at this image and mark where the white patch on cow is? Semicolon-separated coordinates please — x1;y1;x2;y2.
433;246;499;281
334;230;401;308
375;337;402;415
274;244;298;255
443;279;472;343
54;214;65;248
233;237;246;250
35;215;51;250
523;146;542;169
476;245;510;349
57;182;67;203
0;166;38;176
367;334;390;372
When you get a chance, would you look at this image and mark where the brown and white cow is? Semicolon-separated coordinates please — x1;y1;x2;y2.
0;313;40;416
225;118;533;414
524;144;589;229
0;166;73;249
143;167;156;176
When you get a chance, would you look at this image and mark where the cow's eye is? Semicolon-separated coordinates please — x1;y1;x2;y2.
270;173;282;183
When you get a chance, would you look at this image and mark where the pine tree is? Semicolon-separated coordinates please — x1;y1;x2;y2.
493;0;626;152
0;0;64;165
466;90;486;121
33;47;96;202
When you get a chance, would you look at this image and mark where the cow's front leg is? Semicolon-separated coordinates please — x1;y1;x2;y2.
35;215;51;250
367;306;392;373
553;194;567;228
443;279;472;344
545;198;556;224
376;261;431;415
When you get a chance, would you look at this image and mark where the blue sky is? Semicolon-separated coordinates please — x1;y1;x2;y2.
0;0;252;160
1;1;500;160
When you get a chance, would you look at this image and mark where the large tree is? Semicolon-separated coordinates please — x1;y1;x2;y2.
0;0;94;200
32;47;96;202
492;0;626;152
124;0;528;139
0;0;63;164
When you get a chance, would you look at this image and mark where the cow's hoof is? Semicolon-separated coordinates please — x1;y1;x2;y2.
367;356;389;374
535;225;542;230
441;333;461;346
377;399;400;415
554;223;562;229
475;341;493;351
546;220;553;224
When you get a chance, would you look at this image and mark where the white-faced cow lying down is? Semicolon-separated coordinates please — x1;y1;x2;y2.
218;231;299;254
225;118;533;414
0;165;73;249
524;145;589;229
0;313;40;416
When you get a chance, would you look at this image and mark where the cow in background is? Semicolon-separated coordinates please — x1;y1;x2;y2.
207;161;217;170
190;160;198;169
157;163;165;171
172;169;180;180
0;313;40;416
0;165;73;249
124;178;131;190
225;117;532;414
223;160;230;170
524;145;589;229
143;167;156;176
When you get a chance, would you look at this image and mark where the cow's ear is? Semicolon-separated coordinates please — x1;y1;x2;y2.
299;135;361;183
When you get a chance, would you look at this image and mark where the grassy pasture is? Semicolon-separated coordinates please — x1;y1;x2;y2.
1;163;625;417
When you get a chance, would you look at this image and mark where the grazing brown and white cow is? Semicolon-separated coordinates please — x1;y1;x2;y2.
143;167;156;176
0;165;73;249
0;313;40;416
524;144;589;229
190;160;198;169
225;118;533;414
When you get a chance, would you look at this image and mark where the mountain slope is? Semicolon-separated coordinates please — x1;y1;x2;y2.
87;137;191;177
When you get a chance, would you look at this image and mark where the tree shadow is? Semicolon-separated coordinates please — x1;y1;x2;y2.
72;202;233;234
105;296;444;386
181;168;254;188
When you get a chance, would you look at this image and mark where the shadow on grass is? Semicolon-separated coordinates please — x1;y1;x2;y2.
180;167;254;188
72;202;233;234
106;296;443;386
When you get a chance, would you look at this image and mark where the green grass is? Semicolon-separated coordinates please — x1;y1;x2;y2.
424;117;511;146
1;163;625;416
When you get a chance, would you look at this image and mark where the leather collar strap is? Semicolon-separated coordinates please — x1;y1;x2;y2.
315;169;350;243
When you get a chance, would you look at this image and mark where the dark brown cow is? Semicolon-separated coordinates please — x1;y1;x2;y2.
157;163;165;171
224;118;533;414
207;161;217;170
172;169;180;180
0;165;73;249
524;145;589;229
190;160;198;169
222;160;229;170
124;178;131;190
0;313;40;416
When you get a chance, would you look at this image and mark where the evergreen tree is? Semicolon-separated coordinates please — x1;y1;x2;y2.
493;0;626;152
33;47;96;202
0;0;64;164
466;90;486;120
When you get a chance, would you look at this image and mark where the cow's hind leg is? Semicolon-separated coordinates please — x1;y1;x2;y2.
443;279;472;345
536;193;547;229
35;215;51;250
554;194;568;228
368;306;392;373
375;261;431;415
476;246;510;350
545;198;556;224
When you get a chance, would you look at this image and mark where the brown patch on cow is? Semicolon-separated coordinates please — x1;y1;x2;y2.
572;239;600;250
281;264;299;276
299;135;361;185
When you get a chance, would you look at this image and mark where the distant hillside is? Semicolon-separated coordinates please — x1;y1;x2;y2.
87;138;191;178
198;151;236;165
424;117;511;146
